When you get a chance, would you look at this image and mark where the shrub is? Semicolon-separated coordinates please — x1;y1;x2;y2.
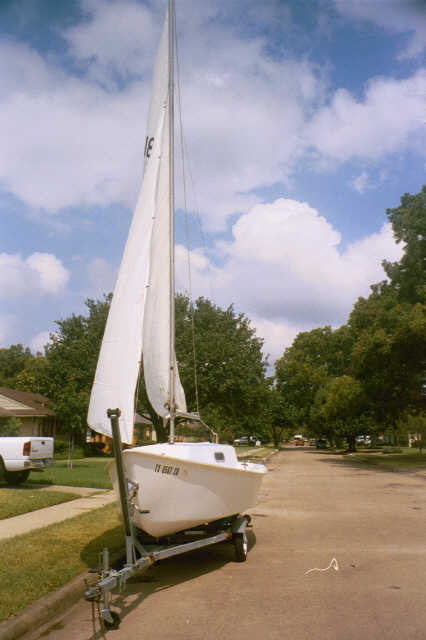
83;441;107;457
0;417;21;436
54;440;85;459
54;440;70;455
382;446;403;454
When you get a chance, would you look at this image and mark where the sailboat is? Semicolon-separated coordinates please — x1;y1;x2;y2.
87;0;266;540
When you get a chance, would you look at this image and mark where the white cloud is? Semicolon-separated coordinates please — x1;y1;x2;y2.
87;257;117;293
63;0;161;87
177;198;404;362
249;317;302;366
0;0;423;234
0;314;17;346
307;70;425;164
0;40;149;213
0;252;70;297
30;331;51;354
334;0;425;60
0;3;325;230
350;171;370;194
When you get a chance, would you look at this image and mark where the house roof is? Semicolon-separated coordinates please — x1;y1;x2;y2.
0;388;55;418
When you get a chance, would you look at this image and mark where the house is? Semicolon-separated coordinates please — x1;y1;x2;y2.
0;387;56;437
88;412;158;453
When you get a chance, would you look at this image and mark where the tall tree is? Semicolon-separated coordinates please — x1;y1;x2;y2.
382;186;426;304
312;375;368;451
349;187;426;425
43;294;268;443
144;295;269;442
275;325;353;430
0;344;32;387
349;287;426;424
44;295;111;437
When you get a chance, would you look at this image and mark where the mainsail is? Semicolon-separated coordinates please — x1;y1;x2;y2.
88;9;186;444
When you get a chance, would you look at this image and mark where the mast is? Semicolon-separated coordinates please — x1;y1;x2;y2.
168;0;176;444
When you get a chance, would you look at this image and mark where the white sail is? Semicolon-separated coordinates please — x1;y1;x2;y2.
88;9;186;444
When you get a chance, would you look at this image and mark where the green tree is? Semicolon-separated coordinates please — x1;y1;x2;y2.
265;389;298;447
312;376;368;451
142;295;269;442
14;355;51;396
0;344;32;387
44;295;111;438
0;417;22;436
397;411;426;453
349;289;425;424
347;187;426;429
44;293;268;443
275;325;353;431
382;186;425;304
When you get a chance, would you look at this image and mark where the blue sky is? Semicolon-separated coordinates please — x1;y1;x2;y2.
0;0;424;366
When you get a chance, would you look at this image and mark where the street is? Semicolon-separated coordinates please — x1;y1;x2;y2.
25;448;426;640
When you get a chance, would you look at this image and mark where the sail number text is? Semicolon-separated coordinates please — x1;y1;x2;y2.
155;464;180;476
144;136;154;158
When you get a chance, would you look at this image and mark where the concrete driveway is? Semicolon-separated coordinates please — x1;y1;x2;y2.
25;448;426;640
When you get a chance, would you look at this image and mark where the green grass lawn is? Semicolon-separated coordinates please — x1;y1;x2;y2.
236;445;275;460
25;457;113;489
0;502;123;621
343;449;426;472
0;488;81;520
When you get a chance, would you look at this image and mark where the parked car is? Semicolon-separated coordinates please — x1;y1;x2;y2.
316;439;328;449
233;436;261;446
0;436;54;484
294;439;305;446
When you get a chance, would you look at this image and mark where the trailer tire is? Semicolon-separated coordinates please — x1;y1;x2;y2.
4;470;30;485
233;532;248;562
103;611;120;630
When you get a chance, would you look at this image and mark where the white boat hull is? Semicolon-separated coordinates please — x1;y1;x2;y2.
108;443;266;537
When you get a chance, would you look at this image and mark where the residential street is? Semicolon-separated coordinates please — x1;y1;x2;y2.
25;448;426;640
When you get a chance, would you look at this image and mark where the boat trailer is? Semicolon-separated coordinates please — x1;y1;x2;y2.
84;410;251;630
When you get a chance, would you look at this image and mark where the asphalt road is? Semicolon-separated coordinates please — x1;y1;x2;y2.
26;448;426;640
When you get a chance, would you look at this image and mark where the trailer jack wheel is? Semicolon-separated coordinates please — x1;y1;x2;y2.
233;532;248;562
102;610;121;630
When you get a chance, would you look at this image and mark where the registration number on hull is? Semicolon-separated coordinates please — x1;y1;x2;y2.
154;464;180;476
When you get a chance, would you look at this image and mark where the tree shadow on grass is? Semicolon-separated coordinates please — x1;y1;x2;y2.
80;525;125;571
315;453;426;476
81;528;256;638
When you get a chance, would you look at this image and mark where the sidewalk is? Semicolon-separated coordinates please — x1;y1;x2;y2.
0;486;117;540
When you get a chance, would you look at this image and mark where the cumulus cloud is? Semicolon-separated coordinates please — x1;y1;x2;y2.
0;252;70;297
334;0;425;60
30;331;51;354
0;38;149;213
0;0;423;232
0;1;325;230
177;198;403;361
0;314;17;346
63;0;161;87
306;70;425;164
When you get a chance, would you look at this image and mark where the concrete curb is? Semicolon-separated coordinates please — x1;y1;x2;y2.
0;571;97;640
0;545;126;640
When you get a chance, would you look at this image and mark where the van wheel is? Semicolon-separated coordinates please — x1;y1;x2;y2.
4;470;30;485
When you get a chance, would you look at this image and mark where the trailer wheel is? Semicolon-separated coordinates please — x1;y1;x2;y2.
103;611;120;630
4;470;30;485
233;532;248;562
